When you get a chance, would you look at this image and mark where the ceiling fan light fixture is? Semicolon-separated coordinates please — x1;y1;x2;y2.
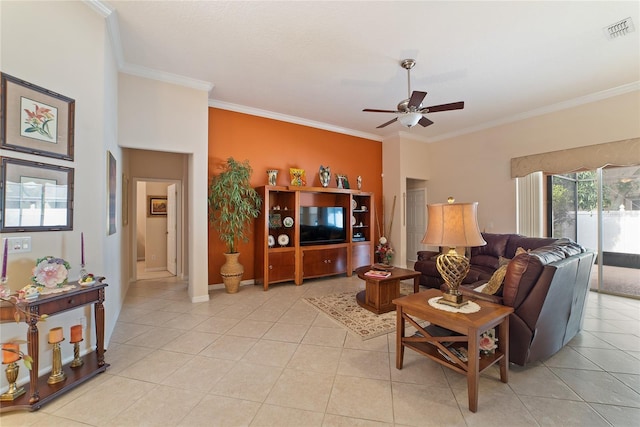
398;112;422;128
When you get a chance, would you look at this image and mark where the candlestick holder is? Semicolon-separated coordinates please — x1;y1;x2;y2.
0;277;10;298
70;339;84;368
0;361;25;401
79;264;87;280
47;339;67;385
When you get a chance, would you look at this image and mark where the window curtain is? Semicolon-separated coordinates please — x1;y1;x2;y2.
516;171;543;237
510;138;640;178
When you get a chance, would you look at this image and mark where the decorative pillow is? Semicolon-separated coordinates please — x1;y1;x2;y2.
515;247;528;256
482;264;508;295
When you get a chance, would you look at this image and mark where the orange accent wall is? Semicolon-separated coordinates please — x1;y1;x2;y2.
208;108;383;284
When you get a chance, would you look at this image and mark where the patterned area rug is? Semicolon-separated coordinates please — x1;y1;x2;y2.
304;283;414;340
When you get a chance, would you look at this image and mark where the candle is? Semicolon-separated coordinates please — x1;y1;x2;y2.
1;238;7;279
81;232;85;266
70;325;82;343
49;327;64;343
2;343;20;364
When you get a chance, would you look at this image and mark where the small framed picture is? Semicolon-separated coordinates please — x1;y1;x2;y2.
1;73;75;161
148;196;167;216
289;168;306;186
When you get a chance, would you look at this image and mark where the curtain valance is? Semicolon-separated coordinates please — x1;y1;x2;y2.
510;138;640;178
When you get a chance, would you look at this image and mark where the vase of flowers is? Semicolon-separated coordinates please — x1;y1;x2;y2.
32;256;71;289
376;237;394;265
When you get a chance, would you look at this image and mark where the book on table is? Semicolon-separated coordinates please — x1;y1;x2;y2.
364;270;391;278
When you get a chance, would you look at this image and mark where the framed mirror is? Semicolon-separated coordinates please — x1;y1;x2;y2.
0;157;74;232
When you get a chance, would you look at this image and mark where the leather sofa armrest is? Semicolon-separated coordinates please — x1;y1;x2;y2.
459;286;504;305
417;250;440;261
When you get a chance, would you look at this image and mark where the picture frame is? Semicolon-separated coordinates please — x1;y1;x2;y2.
148;196;168;216
1;73;75;161
107;151;116;235
122;174;129;226
289;168;306;186
0;156;74;232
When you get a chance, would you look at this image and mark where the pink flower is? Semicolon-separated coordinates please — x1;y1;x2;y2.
32;259;69;288
479;332;498;353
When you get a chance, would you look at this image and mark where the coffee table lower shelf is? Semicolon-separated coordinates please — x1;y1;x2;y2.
403;340;505;376
0;352;109;412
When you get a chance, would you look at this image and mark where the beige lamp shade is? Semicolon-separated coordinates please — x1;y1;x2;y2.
421;202;486;248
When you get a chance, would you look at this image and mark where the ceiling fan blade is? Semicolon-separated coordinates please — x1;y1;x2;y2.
408;91;427;109
421;101;464;113
363;108;399;113
376;117;398;128
418;117;434;127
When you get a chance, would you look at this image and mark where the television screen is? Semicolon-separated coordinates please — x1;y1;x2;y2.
299;206;346;245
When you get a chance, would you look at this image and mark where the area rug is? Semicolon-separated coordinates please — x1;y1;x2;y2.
304;283;414;340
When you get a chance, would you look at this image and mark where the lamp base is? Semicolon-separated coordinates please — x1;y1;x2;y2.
437;290;468;308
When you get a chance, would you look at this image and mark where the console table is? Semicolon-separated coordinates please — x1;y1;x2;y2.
0;281;109;412
393;289;513;412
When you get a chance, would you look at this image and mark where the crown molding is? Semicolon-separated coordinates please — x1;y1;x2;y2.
209;100;383;142
121;63;214;92
428;81;640;143
85;0;213;92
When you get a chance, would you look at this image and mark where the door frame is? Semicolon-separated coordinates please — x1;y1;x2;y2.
131;177;183;282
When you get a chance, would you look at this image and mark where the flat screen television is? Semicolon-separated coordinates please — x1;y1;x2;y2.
299;206;346;245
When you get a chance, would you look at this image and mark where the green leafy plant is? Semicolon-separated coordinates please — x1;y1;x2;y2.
208;158;262;254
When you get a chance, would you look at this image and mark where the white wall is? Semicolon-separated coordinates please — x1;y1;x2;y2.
1;1;122;388
118;79;209;302
382;134;431;266
384;91;640;267
426;91;640;234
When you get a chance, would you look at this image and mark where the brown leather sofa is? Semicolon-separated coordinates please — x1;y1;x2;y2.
414;233;596;366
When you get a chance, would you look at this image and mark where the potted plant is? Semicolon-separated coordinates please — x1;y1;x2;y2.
208;157;262;293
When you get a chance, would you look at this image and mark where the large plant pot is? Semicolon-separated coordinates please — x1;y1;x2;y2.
220;252;244;293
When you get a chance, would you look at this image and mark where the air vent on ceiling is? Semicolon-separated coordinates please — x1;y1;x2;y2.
604;17;635;39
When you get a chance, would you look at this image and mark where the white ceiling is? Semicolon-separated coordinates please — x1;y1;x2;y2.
98;1;640;142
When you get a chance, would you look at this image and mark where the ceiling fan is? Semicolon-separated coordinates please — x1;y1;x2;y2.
363;59;464;129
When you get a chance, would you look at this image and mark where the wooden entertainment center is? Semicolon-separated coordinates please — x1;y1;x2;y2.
255;185;375;290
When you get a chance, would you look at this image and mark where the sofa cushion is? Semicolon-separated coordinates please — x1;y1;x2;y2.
502;253;545;307
505;235;557;258
471;233;509;258
472;254;500;269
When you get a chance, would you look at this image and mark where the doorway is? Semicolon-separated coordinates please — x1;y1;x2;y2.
406;179;427;266
134;178;182;281
548;166;640;298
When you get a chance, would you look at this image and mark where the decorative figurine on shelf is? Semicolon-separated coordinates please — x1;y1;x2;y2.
266;169;278;186
357;175;362;190
319;165;331;188
336;174;349;189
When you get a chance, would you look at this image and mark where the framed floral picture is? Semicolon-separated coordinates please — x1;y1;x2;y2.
1;73;75;161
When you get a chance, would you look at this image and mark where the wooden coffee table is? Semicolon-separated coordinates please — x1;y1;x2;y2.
355;266;421;314
393;289;513;413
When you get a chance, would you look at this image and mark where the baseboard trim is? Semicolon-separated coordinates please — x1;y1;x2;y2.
208;278;255;291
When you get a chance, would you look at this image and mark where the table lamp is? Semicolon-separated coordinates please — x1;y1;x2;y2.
421;198;486;307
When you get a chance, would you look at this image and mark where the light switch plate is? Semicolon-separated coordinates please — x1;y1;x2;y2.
5;236;31;253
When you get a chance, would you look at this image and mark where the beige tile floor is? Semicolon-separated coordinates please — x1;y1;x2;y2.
2;274;639;426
